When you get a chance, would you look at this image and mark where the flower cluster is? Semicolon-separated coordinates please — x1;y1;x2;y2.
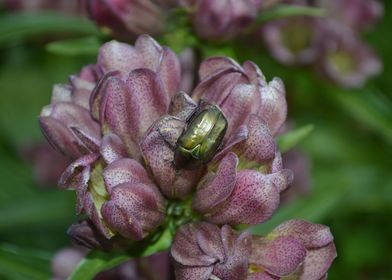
84;0;382;88
85;0;264;41
262;0;383;88
40;35;336;279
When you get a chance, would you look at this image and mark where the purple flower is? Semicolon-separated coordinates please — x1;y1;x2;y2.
171;222;252;280
40;35;293;253
315;20;382;88
261;1;382;87
140;56;291;203
182;0;263;41
40;35;180;240
318;0;383;31
84;0;172;39
262;16;320;65
20;142;70;187
51;247;86;280
248;220;337;279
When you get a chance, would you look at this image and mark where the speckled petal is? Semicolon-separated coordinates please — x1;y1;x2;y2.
58;153;99;213
267;169;294;193
213;125;248;162
98;41;144;76
193;152;238;213
214;228;252;280
40;103;100;159
134;34;163;71
140;116;201;198
101;182;165;240
199;56;242;80
242;61;266;87
157;47;181;97
83;191;113;238
298;243;337;280
48;103;100;139
171;224;217;266
192;70;243;105
125;69;170;141
174;264;213;280
271;220;334;249
220;83;258;137
235;114;276;164
196;222;226;262
206;170;280;225
103;158;152;192
39;116;83;160
69;75;95;109
100;76;140;159
89;71;120;121
157;116;186;148
99;133;128;164
257;78;287;136
168;91;198;121
251;236;306;277
70;126;100;153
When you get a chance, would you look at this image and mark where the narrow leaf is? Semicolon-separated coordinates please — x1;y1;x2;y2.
255;4;326;24
0;243;51;280
46;36;101;56
328;88;392;145
0;12;100;46
277;124;314;153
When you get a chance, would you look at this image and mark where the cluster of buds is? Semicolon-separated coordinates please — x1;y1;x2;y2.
40;34;336;279
262;0;383;88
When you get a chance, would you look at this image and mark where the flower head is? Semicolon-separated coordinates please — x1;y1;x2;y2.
40;35;180;241
171;222;252;280
248;220;337;279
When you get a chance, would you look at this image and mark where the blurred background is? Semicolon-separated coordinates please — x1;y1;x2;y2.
0;0;391;279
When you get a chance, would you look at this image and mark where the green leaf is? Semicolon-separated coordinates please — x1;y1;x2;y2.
277;124;314;153
255;4;326;24
46;36;101;56
328;88;392;145
0;191;74;230
0;243;51;280
68;229;172;280
0;12;100;46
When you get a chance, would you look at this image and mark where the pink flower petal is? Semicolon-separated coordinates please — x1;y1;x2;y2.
99;133;128;164
125;68;170;141
251;236;307;277
103;158;152;192
193;152;238;213
98;40;143;76
271;220;334;249
206;170;280;225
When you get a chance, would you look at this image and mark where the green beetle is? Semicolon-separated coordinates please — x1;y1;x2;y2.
173;101;228;170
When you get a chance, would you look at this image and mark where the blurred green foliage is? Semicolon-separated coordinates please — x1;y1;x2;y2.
0;2;391;280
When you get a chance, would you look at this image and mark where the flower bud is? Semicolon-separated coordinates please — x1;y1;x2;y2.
193;57;287;137
248;220;337;279
316;20;382;88
171;222;251;280
193;152;292;225
183;0;262;41
85;0;168;39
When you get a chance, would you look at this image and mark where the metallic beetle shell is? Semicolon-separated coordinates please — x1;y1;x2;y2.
174;103;227;169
